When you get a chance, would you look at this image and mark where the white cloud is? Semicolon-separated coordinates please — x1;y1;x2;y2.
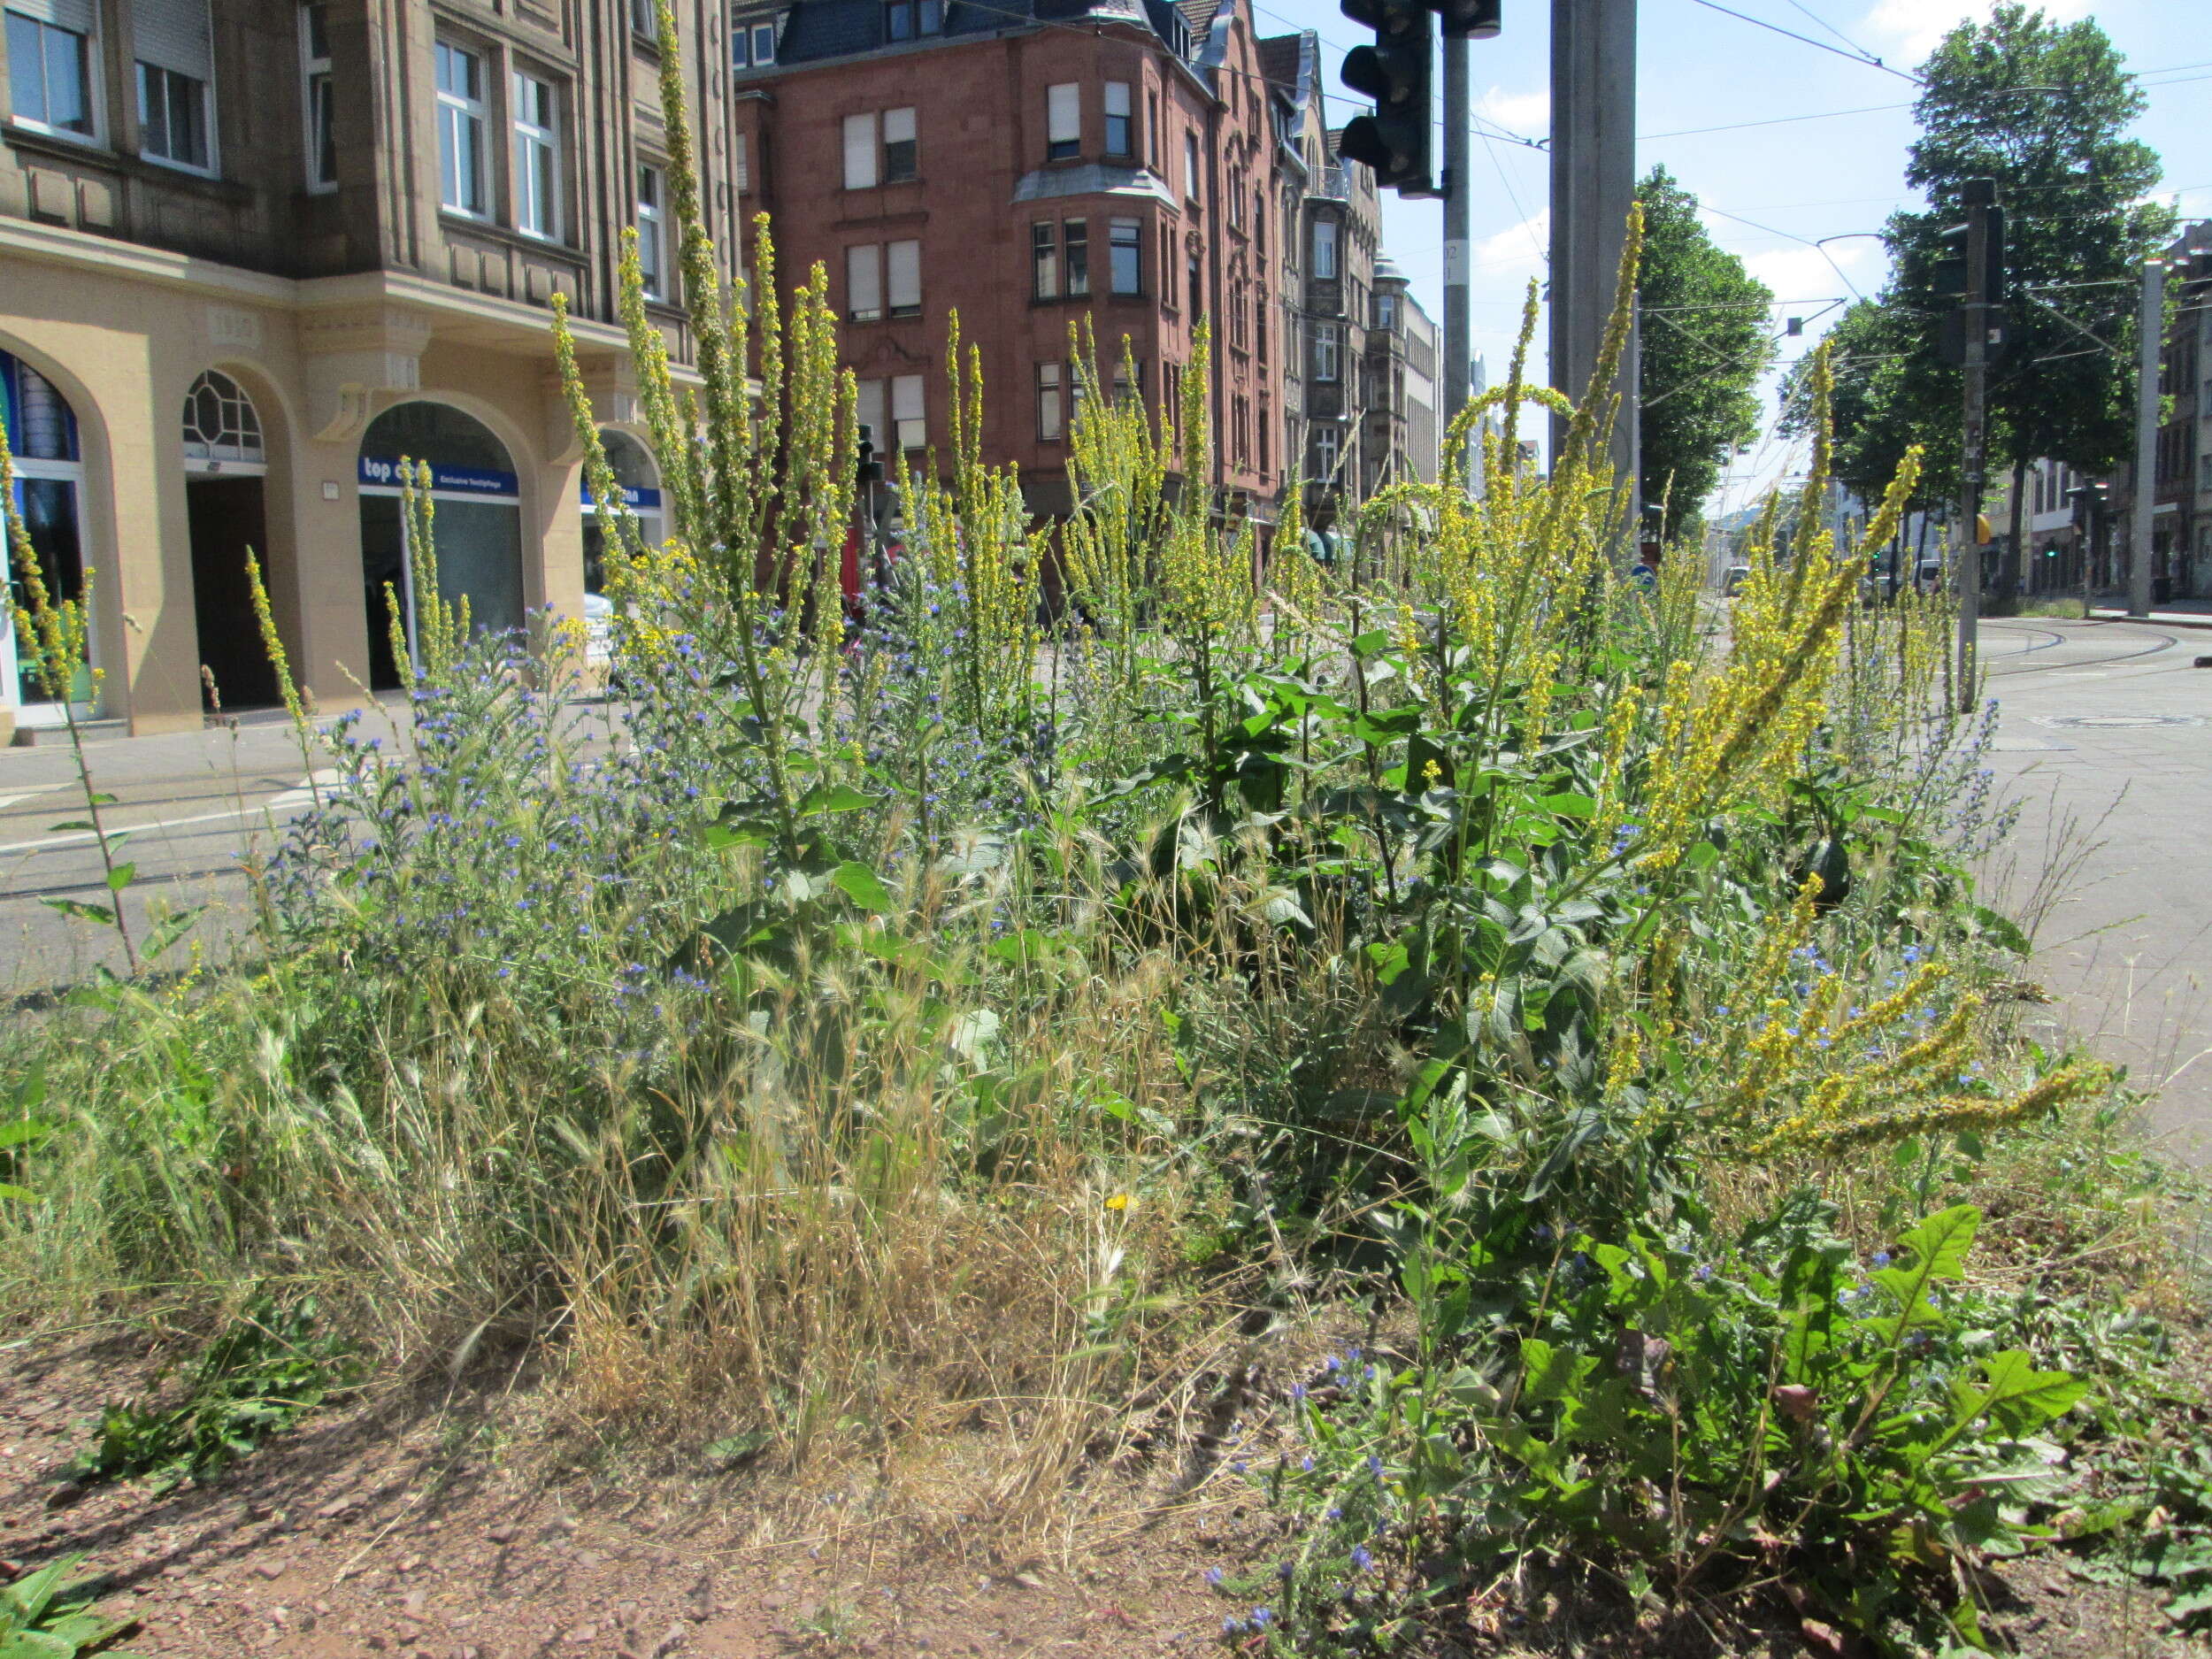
1740;238;1882;307
1473;207;1549;273
1858;0;2092;65
1476;85;1549;136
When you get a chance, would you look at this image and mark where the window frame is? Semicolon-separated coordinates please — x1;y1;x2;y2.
1036;360;1064;442
1045;81;1079;162
882;0;942;42
137;59;213;175
1031;220;1059;301
1183;131;1199;204
635;162;667;300
842;110;879;190
1315;322;1340;383
882;104;917;181
886;237;921;317
1064;217;1089;297
434;38;490;220
7;9;99;145
846;242;884;323
1102;80;1132;158
1108;217;1141;297
891;373;926;451
1312;218;1338;280
300;2;336;191
510;66;563;241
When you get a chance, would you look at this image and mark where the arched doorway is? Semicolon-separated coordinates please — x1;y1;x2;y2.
1;349;90;719
181;369;278;707
579;429;661;666
357;401;525;688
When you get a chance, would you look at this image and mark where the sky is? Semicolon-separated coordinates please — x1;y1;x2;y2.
1249;0;2212;517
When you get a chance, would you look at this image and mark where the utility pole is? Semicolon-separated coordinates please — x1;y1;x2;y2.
1953;179;1995;714
1548;0;1637;489
2129;255;2163;619
1442;27;1471;448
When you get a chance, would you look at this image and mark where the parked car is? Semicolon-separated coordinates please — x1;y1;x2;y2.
1722;565;1750;596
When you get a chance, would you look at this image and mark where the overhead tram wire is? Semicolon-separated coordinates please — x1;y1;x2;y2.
1682;0;1922;84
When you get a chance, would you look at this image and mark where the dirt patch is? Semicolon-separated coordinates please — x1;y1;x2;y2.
0;1333;1283;1658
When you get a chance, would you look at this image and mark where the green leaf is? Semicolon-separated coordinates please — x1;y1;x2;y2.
1969;903;2032;955
1961;1350;2088;1436
39;898;116;928
45;819;96;833
0;1182;35;1201
830;861;893;914
1896;1203;1978;1283
795;782;878;816
704;1429;772;1468
104;863;137;892
141;907;207;962
1541;792;1596;818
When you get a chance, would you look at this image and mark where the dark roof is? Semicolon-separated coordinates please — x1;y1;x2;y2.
771;0;1161;65
1177;0;1221;37
1257;32;1301;90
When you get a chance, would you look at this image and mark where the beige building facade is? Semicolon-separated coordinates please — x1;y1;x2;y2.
1;0;728;731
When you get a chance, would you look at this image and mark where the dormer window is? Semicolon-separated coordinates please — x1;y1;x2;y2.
734;12;780;66
883;0;942;42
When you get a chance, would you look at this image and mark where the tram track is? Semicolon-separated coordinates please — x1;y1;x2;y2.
1982;619;2183;679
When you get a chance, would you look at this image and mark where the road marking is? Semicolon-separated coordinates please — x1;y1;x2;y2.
0;772;341;856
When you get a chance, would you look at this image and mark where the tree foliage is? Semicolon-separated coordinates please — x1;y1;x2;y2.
1888;3;2171;482
1636;165;1775;531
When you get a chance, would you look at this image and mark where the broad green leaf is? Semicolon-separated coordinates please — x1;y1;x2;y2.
45;819;96;833
1962;1350;2088;1436
795;782;878;816
104;862;137;892
142;906;208;962
40;898;116;927
1896;1204;1979;1283
830;861;893;914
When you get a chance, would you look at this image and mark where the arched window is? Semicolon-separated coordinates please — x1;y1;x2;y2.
2;349;88;712
357;401;524;687
181;370;265;472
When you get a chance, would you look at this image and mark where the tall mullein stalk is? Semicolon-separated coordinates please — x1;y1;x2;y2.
1061;318;1172;703
553;0;858;864
0;415;138;972
245;551;322;813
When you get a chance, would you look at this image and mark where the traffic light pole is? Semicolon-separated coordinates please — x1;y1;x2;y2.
1548;0;1637;490
1441;30;1471;451
1955;180;1992;716
2129;255;2163;620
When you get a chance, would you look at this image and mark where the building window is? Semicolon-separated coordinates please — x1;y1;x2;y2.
857;378;887;458
892;372;925;449
1232;396;1248;466
1160;223;1176;306
1147;90;1159;165
733;132;749;193
1314;425;1339;480
1184;131;1199;203
181;369;265;471
887;238;920;316
842;111;878;189
511;70;561;239
883;105;916;180
846;243;882;322
1064;219;1089;296
1229;173;1242;229
1112;356;1141;404
1256;299;1267;364
133;0;214;170
1032;221;1058;300
1046;82;1079;161
5;7;95;139
1103;80;1132;157
636;164;665;297
883;0;941;42
1188;250;1202;318
1374;292;1394;328
1258;398;1270;473
1253;188;1264;253
1037;361;1063;441
734;17;777;64
1313;218;1338;280
435;40;488;217
1315;322;1340;382
301;3;335;189
2;349;87;709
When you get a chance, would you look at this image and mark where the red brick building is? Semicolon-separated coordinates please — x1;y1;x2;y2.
727;0;1304;522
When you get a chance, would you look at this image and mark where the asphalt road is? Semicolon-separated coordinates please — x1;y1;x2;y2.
0;711;339;993
2;624;2206;1164
1977;616;2212;1164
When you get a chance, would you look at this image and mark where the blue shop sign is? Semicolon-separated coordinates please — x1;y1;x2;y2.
357;455;520;497
580;480;664;511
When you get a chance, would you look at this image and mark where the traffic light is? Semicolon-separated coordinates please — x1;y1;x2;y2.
1339;0;1433;195
1933;180;2009;367
1431;0;1501;35
856;422;880;486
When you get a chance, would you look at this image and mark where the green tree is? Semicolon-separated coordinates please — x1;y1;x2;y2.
1884;3;2172;604
1635;165;1776;534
